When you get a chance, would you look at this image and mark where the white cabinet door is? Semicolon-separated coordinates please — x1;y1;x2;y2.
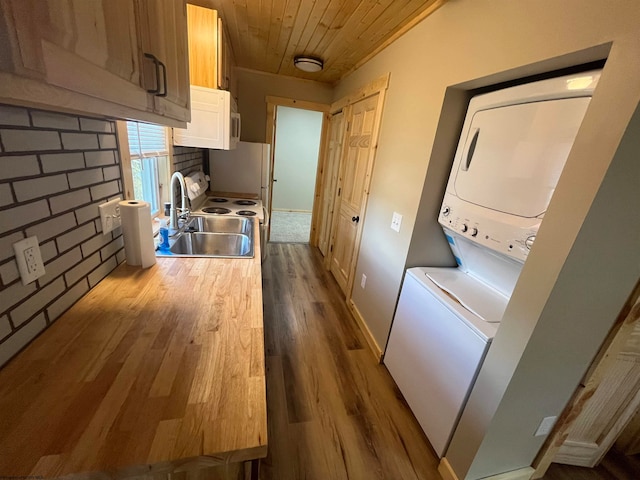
173;86;230;149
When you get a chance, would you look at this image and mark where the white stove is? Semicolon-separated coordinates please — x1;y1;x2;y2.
192;196;264;221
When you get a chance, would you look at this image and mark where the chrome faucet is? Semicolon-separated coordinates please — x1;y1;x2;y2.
169;171;189;230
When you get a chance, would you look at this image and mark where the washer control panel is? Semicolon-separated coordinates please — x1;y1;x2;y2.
439;195;539;263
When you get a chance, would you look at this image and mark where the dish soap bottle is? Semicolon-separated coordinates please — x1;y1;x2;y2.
158;219;170;250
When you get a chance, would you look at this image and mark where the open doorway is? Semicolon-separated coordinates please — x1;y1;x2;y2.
269;105;324;243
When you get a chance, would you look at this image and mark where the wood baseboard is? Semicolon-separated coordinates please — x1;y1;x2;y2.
438;458;459;480
482;467;535;480
554;440;600;467
438;458;535;480
348;299;383;362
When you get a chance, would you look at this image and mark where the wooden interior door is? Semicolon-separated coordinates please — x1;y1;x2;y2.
318;111;345;258
330;94;379;294
553;287;640;467
533;281;640;476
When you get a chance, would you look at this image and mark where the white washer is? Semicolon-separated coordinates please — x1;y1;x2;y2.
384;267;505;457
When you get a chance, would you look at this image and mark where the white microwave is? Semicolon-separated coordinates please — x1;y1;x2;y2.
173;86;240;150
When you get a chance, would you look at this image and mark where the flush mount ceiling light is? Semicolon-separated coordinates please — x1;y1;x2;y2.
294;55;323;73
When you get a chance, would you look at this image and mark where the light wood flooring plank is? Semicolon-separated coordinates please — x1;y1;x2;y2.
261;243;441;480
263;243;640;480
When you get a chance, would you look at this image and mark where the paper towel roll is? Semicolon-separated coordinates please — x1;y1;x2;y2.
119;200;156;268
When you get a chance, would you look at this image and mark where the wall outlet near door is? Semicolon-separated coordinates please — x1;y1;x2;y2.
13;236;46;285
534;415;558;436
361;274;367;289
391;212;402;232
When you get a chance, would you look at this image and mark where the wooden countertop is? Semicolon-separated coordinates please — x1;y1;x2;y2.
0;225;267;478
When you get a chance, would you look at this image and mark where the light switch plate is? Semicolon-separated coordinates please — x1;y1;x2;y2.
13;236;45;285
99;197;122;234
391;212;402;232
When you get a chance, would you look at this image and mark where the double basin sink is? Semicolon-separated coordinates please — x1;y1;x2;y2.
157;215;254;258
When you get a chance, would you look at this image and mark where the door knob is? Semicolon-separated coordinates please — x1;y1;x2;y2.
352;216;360;223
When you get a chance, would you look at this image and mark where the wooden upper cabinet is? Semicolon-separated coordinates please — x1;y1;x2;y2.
186;3;232;91
136;0;190;122
218;17;233;91
187;4;218;89
0;0;190;127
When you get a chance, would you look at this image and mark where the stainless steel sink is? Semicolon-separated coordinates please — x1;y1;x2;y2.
156;216;255;258
184;216;252;234
169;232;253;258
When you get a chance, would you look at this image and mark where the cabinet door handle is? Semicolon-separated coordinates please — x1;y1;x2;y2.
144;53;160;94
235;113;242;139
144;53;168;97
157;60;168;97
352;216;360;223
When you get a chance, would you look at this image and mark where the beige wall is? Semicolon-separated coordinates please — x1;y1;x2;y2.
333;0;640;478
236;68;333;143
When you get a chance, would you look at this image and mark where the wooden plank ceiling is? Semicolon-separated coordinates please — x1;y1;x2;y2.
189;0;446;85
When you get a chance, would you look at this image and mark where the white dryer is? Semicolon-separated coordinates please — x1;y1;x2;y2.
385;70;601;457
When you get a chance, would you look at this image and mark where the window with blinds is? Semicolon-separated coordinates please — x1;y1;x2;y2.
127;122;169;159
126;121;169;215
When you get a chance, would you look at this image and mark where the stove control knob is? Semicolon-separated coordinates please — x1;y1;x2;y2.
461;224;468;233
525;235;536;250
471;227;478;237
442;206;451;217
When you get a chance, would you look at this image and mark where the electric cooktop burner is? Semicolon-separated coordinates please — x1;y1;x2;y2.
210;198;229;203
202;207;231;214
236;210;257;216
234;200;257;206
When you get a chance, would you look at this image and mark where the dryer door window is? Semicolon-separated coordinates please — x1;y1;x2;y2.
452;97;591;218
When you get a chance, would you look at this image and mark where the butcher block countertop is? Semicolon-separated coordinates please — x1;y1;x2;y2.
0;229;266;478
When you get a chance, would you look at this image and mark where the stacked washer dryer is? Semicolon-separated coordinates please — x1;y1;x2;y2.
384;70;601;458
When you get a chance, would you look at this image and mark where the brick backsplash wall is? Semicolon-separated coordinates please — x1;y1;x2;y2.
172;146;204;176
0;104;125;367
170;146;205;211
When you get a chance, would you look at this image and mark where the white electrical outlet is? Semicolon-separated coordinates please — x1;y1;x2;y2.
361;274;367;289
534;416;558;436
391;212;402;232
99;197;122;234
13;236;46;285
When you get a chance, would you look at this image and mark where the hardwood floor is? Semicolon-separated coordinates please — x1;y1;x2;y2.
260;243;441;480
260;243;640;480
543;449;640;480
